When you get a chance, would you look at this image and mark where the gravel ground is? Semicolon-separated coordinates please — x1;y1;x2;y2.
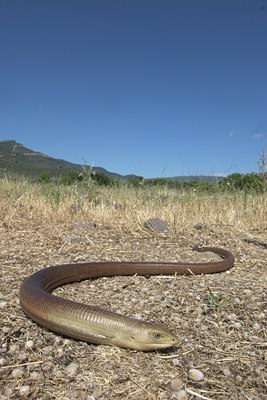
0;220;266;400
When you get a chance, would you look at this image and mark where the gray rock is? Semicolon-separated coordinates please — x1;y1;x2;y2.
64;236;88;244
144;218;169;233
193;223;205;230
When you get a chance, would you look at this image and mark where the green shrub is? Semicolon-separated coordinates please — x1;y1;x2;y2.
38;171;51;183
219;173;266;192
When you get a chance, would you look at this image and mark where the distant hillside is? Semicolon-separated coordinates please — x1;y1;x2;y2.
0;140;135;180
157;175;225;183
0;140;225;183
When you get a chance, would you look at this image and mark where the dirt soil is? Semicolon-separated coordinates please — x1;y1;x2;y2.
0;221;266;400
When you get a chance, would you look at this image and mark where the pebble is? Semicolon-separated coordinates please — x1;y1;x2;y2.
232;322;242;329
65;361;79;377
233;297;241;306
252;322;261;331
30;371;42;380
0;300;7;308
256;312;265;320
171;377;183;391
0;357;6;366
57;347;65;357
188;368;204;382
19;385;30;397
25;340;34;349
172;358;180;367
3;386;13;397
226;313;237;321
175;389;188;400
9;344;19;353
92;385;103;398
42;346;53;355
222;366;232;376
193;223;205;230
11;368;24;379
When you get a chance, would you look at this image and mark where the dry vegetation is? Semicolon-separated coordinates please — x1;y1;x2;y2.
0;178;266;400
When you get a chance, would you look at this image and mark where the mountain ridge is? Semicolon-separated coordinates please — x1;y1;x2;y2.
0;140;224;182
0;140;136;180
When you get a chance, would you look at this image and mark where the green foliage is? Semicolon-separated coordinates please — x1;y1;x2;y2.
128;176;144;187
144;173;266;193
207;287;221;309
92;171;116;186
60;170;83;185
59;168;116;187
219;173;266;192
38;171;51;183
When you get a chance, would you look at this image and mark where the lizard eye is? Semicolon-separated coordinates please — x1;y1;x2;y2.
155;332;162;340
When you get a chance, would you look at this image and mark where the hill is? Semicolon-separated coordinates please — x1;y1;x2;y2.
0;140;135;181
0;140;224;182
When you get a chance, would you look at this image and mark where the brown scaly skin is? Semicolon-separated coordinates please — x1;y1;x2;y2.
20;245;234;351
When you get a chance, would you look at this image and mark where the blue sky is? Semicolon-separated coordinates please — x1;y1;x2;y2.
1;0;266;178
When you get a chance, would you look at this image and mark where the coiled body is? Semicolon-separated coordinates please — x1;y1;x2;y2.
20;246;234;350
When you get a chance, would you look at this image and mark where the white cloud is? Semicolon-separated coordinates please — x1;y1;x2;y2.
228;130;235;137
254;132;264;139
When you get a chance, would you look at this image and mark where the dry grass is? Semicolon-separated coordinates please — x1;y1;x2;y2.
0;178;266;399
1;178;266;231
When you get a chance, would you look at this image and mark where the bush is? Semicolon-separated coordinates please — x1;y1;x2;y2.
219;173;266;192
60;171;83;185
38;171;51;183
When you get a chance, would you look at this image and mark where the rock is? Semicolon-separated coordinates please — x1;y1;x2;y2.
11;368;24;379
188;368;204;382
65;362;79;377
193;223;205;230
175;389;188;400
25;340;34;349
144;218;169;233
19;385;30;397
75;221;97;231
64;236;88;244
171;377;183;391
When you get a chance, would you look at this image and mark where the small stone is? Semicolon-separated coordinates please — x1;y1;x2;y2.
0;300;7;308
222;366;232;376
9;344;19;353
256;312;265;320
42;346;53;355
232;322;242;329
25;340;34;349
189;368;204;382
3;386;13;397
19;385;30;397
171;377;183;391
30;371;42;380
172;358;180;367
64;236;88;244
233;298;241;306
0;357;6;366
57;347;64;357
144;218;169;233
65;361;78;377
193;223;205;230
252;322;261;331
92;385;103;398
11;368;24;379
175;389;188;400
